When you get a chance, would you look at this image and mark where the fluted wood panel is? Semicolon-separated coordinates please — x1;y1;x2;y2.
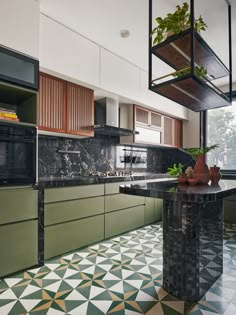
39;73;66;132
174;119;183;148
66;82;94;136
164;116;173;146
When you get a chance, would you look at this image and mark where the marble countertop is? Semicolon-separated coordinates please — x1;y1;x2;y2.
37;173;171;188
119;179;236;202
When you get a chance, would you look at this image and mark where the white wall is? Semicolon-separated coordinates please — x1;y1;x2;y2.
183;111;200;148
40;14;189;120
0;0;39;58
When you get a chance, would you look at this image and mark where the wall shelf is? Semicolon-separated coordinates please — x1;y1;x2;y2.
148;0;232;112
150;74;230;112
0;81;38;125
151;29;230;81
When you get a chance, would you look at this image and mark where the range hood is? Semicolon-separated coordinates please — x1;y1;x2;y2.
94;97;139;137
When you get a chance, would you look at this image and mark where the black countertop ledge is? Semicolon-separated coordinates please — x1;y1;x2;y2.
37;173;171;188
119;179;236;203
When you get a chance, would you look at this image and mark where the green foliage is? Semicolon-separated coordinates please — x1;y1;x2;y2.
173;66;208;79
208;108;236;168
183;145;219;160
167;163;183;176
151;2;207;45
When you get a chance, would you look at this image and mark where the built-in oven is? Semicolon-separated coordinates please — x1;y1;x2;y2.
0;122;36;185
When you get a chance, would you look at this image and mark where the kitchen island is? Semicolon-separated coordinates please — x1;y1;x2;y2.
120;179;236;302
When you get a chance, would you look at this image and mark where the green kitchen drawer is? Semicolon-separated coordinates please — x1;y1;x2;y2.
105;205;145;238
105;194;145;212
155;199;163;222
45;184;105;203
145;197;163;224
45;214;104;259
0;220;38;277
45;196;104;226
224;199;236;223
0;188;38;225
105;182;125;195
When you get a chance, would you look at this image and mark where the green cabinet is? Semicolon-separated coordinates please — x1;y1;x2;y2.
224;195;236;223
105;205;145;239
0;188;38;225
45;196;104;226
145;197;163;224
45;184;104;203
44;185;105;259
105;194;145;212
45;215;104;259
0;187;38;277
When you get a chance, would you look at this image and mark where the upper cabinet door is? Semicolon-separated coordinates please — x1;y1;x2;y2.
150;112;162;129
135;107;149;125
39;73;66;132
174;119;183;148
0;46;39;90
66;82;94;136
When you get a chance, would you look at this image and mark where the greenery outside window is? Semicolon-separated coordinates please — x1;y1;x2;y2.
207;92;236;170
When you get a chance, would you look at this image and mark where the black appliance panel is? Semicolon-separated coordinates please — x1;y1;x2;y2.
0;45;39;90
0;123;36;185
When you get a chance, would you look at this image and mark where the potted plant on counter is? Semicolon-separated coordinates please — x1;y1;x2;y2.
151;2;207;46
167;163;188;184
183;145;219;184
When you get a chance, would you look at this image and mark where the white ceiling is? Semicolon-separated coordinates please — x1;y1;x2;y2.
40;0;236;87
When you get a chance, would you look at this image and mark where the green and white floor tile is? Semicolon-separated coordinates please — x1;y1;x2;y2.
1;223;236;315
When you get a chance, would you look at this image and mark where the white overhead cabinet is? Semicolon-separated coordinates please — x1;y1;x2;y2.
120;104;182;147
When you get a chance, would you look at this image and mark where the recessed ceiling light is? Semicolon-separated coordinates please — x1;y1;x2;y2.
120;29;130;38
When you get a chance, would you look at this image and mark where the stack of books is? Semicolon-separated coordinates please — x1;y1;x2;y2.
0;108;19;122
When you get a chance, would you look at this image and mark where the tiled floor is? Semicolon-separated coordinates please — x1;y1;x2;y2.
0;223;236;315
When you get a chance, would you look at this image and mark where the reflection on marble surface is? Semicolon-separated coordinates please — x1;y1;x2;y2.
120;179;236;202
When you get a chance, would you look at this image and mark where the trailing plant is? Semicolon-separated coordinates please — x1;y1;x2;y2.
173;66;208;80
183;145;219;160
151;2;207;46
167;163;184;177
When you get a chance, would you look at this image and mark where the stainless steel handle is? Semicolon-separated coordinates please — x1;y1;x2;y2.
57;150;80;154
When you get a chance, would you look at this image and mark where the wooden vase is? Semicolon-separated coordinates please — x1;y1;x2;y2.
193;154;210;185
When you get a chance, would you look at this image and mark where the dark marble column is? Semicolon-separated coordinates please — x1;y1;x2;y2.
38;189;44;266
162;199;223;302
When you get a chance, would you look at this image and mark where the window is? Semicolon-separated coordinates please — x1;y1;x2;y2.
207;94;236;169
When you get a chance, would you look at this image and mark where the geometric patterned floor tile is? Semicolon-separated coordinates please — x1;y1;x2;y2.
0;223;236;315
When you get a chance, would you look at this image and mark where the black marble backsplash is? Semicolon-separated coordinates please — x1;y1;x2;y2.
38;135;194;179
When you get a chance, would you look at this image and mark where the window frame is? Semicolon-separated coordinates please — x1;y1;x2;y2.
207;90;236;177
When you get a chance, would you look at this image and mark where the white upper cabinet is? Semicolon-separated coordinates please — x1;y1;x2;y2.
0;0;39;59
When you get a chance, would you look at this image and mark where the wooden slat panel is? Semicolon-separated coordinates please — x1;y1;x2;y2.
66;82;94;136
39;73;66;132
174;119;183;148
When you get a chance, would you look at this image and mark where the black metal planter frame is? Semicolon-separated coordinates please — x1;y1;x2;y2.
148;0;232;113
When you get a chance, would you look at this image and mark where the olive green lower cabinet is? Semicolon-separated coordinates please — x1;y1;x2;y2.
44;185;105;259
0;188;38;277
224;195;236;223
104;182;146;238
145;197;163;225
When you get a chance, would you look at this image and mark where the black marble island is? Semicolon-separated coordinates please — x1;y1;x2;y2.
120;179;236;302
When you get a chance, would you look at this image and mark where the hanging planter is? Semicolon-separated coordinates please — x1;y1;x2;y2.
151;2;207;46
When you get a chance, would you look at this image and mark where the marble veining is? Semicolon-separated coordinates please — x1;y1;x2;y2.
38;134;193;180
120;179;236;202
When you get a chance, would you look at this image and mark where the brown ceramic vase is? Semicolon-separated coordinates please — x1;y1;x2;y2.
193;154;210;185
209;165;221;185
